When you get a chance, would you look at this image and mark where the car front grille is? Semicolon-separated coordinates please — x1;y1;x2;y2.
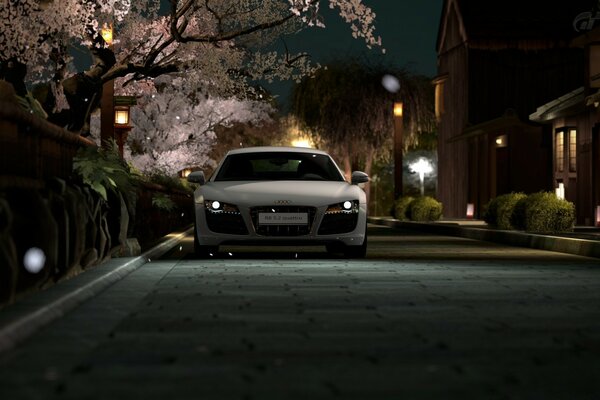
205;210;249;235
250;206;317;236
318;213;359;235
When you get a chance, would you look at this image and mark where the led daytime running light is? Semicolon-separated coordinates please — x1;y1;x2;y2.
204;200;240;214
325;200;359;214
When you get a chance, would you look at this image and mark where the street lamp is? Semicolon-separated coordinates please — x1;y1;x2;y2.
101;23;113;45
100;23;114;148
409;157;433;196
113;96;136;159
393;102;404;200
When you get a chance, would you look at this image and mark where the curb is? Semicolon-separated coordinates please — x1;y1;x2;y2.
368;217;600;259
0;227;193;354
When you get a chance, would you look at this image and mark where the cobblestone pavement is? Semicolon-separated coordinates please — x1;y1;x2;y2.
0;225;599;399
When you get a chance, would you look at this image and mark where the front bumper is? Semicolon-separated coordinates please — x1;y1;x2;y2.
194;203;367;247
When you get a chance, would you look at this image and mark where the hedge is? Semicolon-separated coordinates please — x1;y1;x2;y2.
516;192;575;233
484;192;527;230
407;196;443;222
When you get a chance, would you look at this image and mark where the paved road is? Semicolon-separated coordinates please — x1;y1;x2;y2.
0;225;599;399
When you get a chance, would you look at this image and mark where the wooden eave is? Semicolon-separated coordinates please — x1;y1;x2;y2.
449;110;540;143
529;87;586;123
431;74;449;85
571;26;600;47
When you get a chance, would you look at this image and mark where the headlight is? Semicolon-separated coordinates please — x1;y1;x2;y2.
204;200;240;214
325;200;359;214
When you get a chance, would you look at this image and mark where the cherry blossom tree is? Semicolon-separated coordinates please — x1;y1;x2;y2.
90;78;275;176
1;0;382;133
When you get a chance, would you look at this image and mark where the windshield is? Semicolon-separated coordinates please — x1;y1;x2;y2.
214;152;345;182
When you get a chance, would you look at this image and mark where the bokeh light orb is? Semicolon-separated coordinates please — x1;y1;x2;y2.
24;247;46;274
382;74;400;93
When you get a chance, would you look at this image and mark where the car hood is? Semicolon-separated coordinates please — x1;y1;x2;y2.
196;180;364;207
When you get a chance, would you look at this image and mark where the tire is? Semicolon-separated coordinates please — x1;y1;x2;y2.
343;242;367;258
343;233;367;259
326;234;367;258
325;243;345;254
194;224;217;258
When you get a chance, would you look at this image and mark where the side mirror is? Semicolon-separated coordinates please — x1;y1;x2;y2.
187;171;206;185
351;171;369;185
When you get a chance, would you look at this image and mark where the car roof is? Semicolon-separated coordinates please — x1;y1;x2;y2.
225;146;330;156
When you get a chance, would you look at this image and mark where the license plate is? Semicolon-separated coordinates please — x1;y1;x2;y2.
258;213;308;225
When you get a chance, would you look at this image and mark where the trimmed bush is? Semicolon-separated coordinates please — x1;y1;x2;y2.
520;192;575;233
483;196;500;226
408;196;443;222
394;195;415;221
486;192;527;230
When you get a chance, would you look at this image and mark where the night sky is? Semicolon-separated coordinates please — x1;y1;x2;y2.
73;1;444;111
265;1;444;110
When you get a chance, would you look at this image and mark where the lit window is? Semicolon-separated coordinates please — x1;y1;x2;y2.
435;81;445;121
569;129;577;172
495;134;507;148
432;75;447;121
556;131;564;172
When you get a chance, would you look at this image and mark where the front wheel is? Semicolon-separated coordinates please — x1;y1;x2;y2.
343;239;367;258
326;234;367;258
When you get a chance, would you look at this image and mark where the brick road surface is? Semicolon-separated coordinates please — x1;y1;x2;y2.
0;225;599;399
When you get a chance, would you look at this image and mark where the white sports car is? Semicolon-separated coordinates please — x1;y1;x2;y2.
187;146;369;258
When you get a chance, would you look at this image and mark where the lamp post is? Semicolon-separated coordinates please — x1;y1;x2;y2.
113;96;136;159
393;102;404;200
100;23;114;148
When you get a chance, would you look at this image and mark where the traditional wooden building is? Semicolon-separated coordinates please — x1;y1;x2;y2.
435;0;589;218
530;27;600;226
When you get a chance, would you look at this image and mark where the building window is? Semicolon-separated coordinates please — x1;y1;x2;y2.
569;129;577;172
432;75;447;122
556;131;564;172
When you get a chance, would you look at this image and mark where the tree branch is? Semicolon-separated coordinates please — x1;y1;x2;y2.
174;13;296;44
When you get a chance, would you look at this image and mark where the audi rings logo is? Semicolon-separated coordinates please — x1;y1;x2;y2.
274;200;292;205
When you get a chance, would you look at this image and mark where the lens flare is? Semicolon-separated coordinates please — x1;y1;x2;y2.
23;247;45;273
382;74;400;93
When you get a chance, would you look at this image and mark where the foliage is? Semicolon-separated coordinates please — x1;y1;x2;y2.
151;193;176;212
90;84;275;176
484;192;527;230
368;160;395;216
145;172;191;193
2;0;383;133
72;140;136;203
291;58;436;213
292;58;436;166
394;196;415;221
512;192;575;233
408;196;442;222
